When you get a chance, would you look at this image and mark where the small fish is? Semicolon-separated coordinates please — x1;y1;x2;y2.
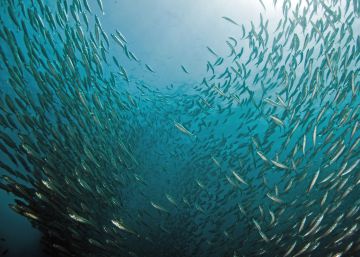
258;230;269;242
283;242;297;257
270;115;284;126
307;169;320;193
23;211;39;221
222;16;239;26
96;0;104;14
206;46;218;57
238;203;246;215
116;30;127;43
271;159;289;170
232;170;248;185
195;203;205;213
320;191;328;206
150;201;170;213
293;242;311;257
165;194;177;206
313;126;317;147
303;213;324;237
266;192;284;204
341;159;360;177
351;121;358;138
211;156;221;168
256;151;268;162
145;64;155;73
174;121;195;137
195;179;205;189
181;65;189;74
69;213;88;224
329;143;345;165
298;216;307;233
269;209;276;225
83;0;92;13
351;69;356;96
111;219;135;234
258;0;266;10
303;135;307;155
284;178;293;192
111;33;125;48
320;172;334;183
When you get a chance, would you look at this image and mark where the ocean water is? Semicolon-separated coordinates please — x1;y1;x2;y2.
0;0;359;257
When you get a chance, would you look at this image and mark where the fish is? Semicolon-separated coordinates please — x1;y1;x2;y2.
165;193;177;206
231;170;248;185
293;242;311;257
111;33;125;48
271;160;289;170
270;115;284;126
181;65;189;74
283;241;296;257
320;191;328;206
256;151;269;162
269;209;276;226
341;159;360;177
96;0;104;14
303;213;325;237
0;0;359;257
111;219;135;234
206;46;218;57
258;0;266;10
145;64;155;73
266;192;284;204
298;216;307;233
303;135;307;155
174;121;195;137
69;212;89;224
211;156;221;168
150;201;170;213
307;169;320;193
329;144;345;165
312;125;317;146
222;16;239;26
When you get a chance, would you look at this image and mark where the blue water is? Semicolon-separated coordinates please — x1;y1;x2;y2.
0;191;45;257
0;1;262;255
0;0;359;256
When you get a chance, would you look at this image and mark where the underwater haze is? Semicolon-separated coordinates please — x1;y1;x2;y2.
0;0;360;257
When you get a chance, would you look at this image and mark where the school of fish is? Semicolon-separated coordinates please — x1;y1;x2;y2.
0;0;359;256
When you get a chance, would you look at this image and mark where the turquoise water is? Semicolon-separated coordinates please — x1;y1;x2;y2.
0;0;360;256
